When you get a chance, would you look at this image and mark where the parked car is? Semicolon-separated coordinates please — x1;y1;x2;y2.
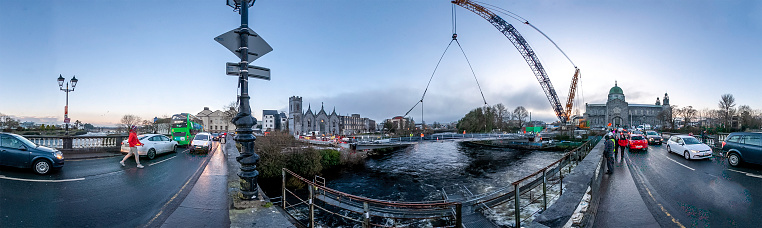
190;133;213;153
722;132;762;167
120;134;178;160
667;135;712;160
628;134;648;151
212;133;220;141
645;131;663;145
0;132;64;175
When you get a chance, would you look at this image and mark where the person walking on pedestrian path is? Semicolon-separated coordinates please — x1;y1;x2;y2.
604;133;616;174
120;126;144;168
616;132;628;160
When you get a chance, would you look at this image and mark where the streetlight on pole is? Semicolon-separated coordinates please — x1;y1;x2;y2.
57;74;78;135
224;0;265;201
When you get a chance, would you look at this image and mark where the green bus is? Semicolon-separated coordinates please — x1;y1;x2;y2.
171;113;203;146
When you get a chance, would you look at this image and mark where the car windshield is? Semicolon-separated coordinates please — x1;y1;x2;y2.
683;137;702;144
194;135;209;141
632;131;642;135
646;131;658;135
631;136;645;140
13;134;38;147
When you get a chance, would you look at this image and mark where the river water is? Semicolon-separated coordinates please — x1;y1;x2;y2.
267;140;567;227
322;141;565;201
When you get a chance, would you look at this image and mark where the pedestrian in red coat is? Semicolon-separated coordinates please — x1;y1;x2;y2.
617;133;628;159
120;126;144;168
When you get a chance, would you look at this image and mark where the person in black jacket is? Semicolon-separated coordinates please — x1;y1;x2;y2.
604;133;616;174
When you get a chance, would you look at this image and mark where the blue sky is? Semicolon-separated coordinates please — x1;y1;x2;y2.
1;0;761;126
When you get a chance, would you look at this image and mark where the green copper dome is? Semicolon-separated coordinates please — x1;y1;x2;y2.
609;82;623;94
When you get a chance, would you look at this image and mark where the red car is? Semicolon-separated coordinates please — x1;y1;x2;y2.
628;134;648;151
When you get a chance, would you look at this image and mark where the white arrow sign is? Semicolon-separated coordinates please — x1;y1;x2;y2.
226;62;271;81
215;28;272;62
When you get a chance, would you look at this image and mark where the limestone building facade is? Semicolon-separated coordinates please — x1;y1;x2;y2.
288;96;375;136
584;82;671;129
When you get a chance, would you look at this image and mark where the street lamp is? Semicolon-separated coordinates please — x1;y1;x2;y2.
57;74;78;135
226;0;260;201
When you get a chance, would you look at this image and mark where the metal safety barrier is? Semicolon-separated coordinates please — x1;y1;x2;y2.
280;135;601;228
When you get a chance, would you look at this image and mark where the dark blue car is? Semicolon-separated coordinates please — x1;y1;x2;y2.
722;132;762;167
0;132;64;174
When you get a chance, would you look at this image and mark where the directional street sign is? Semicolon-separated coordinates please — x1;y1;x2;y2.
226;62;271;81
215;28;272;62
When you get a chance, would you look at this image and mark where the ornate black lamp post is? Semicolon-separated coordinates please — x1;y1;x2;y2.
226;0;260;200
57;75;78;135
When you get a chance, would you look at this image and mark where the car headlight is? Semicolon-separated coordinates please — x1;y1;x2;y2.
203;142;209;146
54;151;64;160
690;150;699;153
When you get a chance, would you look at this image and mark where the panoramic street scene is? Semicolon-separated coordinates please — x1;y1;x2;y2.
1;0;761;227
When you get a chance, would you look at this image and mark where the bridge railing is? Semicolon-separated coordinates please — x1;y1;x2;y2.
282;168;463;228
281;135;601;228
469;136;601;227
24;135;126;153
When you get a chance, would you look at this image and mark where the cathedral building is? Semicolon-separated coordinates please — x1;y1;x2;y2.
584;82;671;129
288;96;376;136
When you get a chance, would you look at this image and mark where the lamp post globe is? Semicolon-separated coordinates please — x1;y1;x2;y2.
57;75;65;88
71;76;78;89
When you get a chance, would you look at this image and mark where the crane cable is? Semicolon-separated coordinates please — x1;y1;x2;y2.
473;0;577;69
404;4;489;118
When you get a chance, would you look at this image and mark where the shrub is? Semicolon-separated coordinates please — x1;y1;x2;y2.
320;149;341;169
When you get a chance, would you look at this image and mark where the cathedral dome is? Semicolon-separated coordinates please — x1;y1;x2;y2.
609;82;623;95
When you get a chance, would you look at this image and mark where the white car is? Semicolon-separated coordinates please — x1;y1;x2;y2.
121;134;178;160
666;135;712;160
190;133;213;153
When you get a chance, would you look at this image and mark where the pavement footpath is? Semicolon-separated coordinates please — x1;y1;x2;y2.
160;137;295;228
592;150;659;228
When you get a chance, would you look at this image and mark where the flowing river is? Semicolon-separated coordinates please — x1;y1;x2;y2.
265;140;567;227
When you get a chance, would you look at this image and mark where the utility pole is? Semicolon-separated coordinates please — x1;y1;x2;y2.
221;0;272;200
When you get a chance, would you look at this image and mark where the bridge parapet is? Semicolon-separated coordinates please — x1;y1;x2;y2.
24;135;126;153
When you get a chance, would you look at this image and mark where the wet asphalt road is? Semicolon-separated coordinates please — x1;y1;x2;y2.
625;143;762;227
0;143;218;227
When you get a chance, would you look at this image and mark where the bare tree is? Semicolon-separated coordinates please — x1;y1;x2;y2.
494;103;508;130
222;102;237;127
120;114;142;133
718;94;736;129
680;106;697;128
513;106;529;129
738;105;753;130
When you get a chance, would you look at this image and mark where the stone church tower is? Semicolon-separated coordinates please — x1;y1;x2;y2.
288;96;303;136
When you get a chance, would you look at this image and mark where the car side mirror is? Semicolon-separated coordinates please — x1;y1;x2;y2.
19;145;27;151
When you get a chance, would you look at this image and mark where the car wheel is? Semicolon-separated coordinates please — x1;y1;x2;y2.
667;145;671;153
728;153;741;167
172;145;177;153
33;159;52;175
684;151;691;160
147;149;156;160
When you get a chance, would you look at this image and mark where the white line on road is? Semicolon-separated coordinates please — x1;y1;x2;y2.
728;169;762;179
148;156;176;166
664;156;695;171
0;175;85;182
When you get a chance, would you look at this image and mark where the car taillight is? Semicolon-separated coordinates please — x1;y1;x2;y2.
722;141;726;148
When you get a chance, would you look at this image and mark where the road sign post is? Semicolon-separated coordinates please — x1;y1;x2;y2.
221;0;272;201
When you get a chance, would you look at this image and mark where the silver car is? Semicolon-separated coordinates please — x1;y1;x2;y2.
120;134;178;160
667;135;712;160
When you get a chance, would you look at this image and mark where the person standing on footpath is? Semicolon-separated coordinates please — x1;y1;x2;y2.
120;126;144;168
617;132;628;160
604;133;616;174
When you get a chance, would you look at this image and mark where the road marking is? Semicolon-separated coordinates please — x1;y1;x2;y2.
148;156;176;167
728;169;762;179
0;175;85;182
664;156;695;171
144;149;215;227
626;154;687;228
